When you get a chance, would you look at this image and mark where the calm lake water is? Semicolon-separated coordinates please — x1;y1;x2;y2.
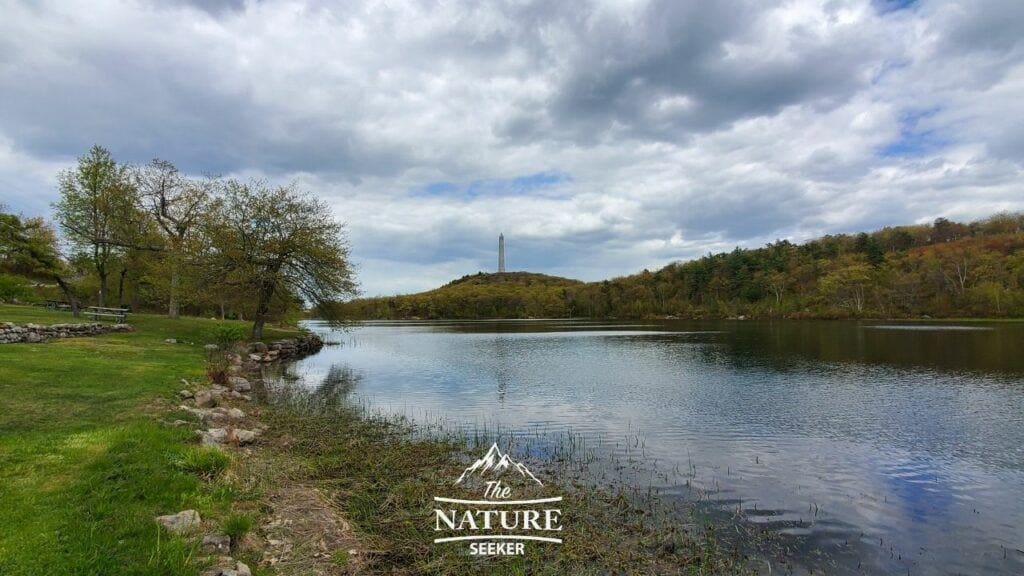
281;319;1024;575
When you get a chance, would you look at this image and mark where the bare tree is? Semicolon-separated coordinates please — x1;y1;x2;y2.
135;159;212;318
940;253;970;297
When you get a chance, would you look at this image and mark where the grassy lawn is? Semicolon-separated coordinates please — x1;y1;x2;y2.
0;304;294;575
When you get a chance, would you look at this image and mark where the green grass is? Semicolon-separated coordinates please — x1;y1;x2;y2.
221;513;253;542
0;304;294;575
175;447;231;480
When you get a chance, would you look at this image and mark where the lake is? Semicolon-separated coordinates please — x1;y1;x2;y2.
279;319;1024;575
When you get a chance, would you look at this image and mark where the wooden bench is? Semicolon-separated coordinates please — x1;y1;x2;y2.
45;299;72;311
85;306;130;323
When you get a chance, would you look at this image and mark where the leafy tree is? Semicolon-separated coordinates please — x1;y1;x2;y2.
53;145;139;306
816;259;873;313
0;211;81;315
865;236;885;267
206;180;357;339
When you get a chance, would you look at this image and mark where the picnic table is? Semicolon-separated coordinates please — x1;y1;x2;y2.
45;299;72;311
85;306;130;323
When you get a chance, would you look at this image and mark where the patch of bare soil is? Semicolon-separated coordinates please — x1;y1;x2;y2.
258;483;365;575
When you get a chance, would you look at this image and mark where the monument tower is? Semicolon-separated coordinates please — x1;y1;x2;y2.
498;233;506;273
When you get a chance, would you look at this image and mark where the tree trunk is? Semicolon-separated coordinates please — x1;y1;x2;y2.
168;267;180;319
252;317;265;340
251;280;275;340
117;267;128;308
97;268;108;307
55;275;80;318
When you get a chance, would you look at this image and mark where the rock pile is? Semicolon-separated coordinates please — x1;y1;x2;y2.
0;322;133;344
179;371;263;446
244;333;323;363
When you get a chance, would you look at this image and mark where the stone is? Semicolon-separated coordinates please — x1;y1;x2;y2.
165;338;178;344
194;390;216;408
227;376;251;392
228;428;257;445
248;353;262;362
195;408;226;425
226;408;246;420
178;389;194;400
252;342;268;353
25;332;43;343
199;428;228;445
200;557;248;576
156;509;201;534
204;344;219;352
191;407;234;426
201;533;232;554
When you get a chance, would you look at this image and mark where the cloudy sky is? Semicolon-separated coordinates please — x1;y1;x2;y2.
1;0;1022;295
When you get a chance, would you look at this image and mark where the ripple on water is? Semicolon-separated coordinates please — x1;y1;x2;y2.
283;319;1024;575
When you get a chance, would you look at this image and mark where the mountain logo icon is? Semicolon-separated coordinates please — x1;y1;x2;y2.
455;443;543;486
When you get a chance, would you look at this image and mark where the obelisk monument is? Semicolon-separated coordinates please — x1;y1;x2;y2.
498;233;506;273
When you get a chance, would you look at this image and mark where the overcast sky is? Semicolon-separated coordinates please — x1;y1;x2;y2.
1;0;1022;295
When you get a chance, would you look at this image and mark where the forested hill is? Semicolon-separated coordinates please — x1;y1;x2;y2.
336;272;583;319
337;213;1024;320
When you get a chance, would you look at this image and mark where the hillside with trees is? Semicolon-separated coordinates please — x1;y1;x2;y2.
335;272;582;319
1;145;356;337
339;213;1024;320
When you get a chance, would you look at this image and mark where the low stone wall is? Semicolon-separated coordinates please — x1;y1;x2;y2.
0;322;134;344
244;333;324;363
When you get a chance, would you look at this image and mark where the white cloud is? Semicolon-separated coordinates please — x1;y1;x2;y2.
0;0;1021;295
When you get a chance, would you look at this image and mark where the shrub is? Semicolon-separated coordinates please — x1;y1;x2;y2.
0;274;34;303
208;324;247;350
205;365;229;385
204;324;246;384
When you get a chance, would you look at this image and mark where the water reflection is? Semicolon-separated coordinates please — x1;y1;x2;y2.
280;319;1024;575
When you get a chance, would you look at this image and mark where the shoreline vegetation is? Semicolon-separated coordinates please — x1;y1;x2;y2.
335;214;1024;322
262;374;746;575
0;303;747;575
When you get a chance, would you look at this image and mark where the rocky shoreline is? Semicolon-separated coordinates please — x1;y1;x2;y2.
0;321;133;343
158;331;325;576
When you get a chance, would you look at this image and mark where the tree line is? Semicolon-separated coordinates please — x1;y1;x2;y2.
1;145;356;338
339;213;1024;320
